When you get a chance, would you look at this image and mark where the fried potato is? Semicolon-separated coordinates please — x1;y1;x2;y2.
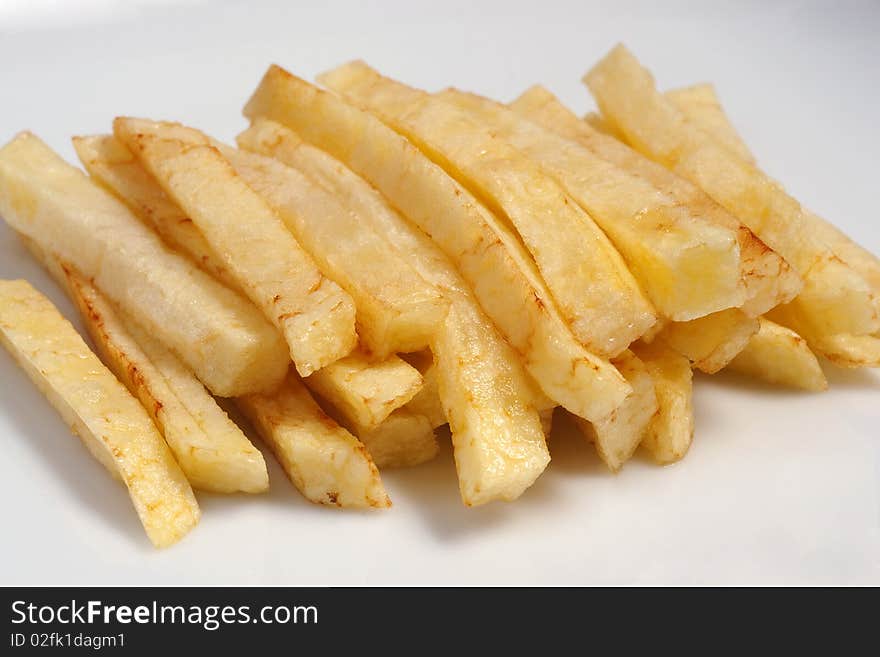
584;45;878;342
242;67;631;423
220;145;448;357
659;308;759;374
319;61;657;357
665;84;755;163
306;351;423;430
809;333;880;368
237;372;390;508
113;118;357;376
239;118;550;503
510;85;801;318
71;134;240;291
584;111;626;141
727;318;827;390
26;240;269;493
441;88;746;321
0;132;288;397
539;407;555;437
349;409;438;469
632;339;695;464
574;350;658;472
0;279;199;547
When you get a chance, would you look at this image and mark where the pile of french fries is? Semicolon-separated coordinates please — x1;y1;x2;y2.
0;44;877;547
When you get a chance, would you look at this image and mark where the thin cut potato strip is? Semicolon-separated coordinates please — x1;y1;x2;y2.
113;118;357;376
632;339;695;464
440;88;746;322
72;134;241;291
25;239;269;493
237;372;390;508
318;60;657;357
242;67;631;423
584;45;878;343
220;144;448;357
665;84;755;163
0;132;289;397
574;350;658;472
347;409;438;469
727;318;827;390
0;279;199;547
305;351;423;431
659;308;759;374
509;85;801;318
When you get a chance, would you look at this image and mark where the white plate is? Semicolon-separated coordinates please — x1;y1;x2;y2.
1;0;878;585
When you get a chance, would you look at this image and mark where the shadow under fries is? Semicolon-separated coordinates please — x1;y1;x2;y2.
0;346;144;549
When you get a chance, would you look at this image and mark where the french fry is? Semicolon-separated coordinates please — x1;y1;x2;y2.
573;350;658;472
727;318;827;390
665;84;755;163
440;88;747;321
306;351;423;430
220;145;448;357
539;407;555;437
510;85;801;318
665;82;880;365
242;67;631;423
239;118;551;503
0;132;288;397
113;118;357;376
318;61;657;357
237;372;390;508
584;111;626;141
25;239;270;493
659;308;759;374
0;279;199;547
584;45;878;345
349;409;438;469
71;134;240;291
632;339;695;464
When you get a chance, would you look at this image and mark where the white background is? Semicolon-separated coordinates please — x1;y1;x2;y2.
0;0;878;585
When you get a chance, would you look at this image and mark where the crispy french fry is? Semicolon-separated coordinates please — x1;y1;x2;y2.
0;132;288;397
665;84;755;163
574;350;658;472
584;45;878;344
113;118;357;376
71;134;241;290
510;85;801;318
305;351;423;431
0;279;199;547
349;409;438;469
441;88;747;321
239;118;551;503
237;372;390;508
220;145;448;357
319;61;657;356
632;339;695;464
242;68;631;423
659;308;759;374
727;318;827;389
25;239;269;493
584;111;626;141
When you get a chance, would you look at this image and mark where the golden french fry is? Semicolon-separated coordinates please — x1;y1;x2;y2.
665;84;755;163
510;85;801;318
71;134;241;290
440;88;747;322
0;132;288;397
305;351;423;431
319;61;657;357
659;308;759;374
238;117;551;503
220;145;448;357
574;350;658;472
237;372;390;508
632;339;695;464
0;279;199;547
113;118;357;376
584;111;626;140
727;318;827;390
584;45;878;343
242;67;631;423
